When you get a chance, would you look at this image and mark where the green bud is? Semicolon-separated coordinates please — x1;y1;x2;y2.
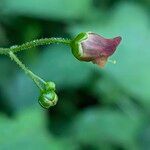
45;81;56;92
38;91;58;109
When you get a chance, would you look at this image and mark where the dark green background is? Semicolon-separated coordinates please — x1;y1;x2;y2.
0;0;150;149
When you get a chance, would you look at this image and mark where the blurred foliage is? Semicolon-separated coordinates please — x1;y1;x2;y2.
0;108;77;150
0;0;150;150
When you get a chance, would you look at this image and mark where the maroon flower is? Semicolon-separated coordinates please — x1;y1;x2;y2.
70;32;122;67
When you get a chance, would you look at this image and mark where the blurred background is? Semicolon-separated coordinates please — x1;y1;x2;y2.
0;0;150;150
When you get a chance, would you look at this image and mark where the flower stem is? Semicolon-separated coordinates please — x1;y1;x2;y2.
9;51;46;90
0;48;10;55
0;38;71;55
0;36;71;108
0;37;71;89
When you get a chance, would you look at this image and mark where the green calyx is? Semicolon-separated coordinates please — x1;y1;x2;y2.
70;32;88;60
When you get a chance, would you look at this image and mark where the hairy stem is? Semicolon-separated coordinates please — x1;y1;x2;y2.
0;48;10;55
0;36;72;108
0;38;71;55
9;51;46;90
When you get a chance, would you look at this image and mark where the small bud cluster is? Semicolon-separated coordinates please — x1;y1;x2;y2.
38;82;58;109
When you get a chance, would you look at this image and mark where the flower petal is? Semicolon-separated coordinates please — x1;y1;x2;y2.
92;56;108;68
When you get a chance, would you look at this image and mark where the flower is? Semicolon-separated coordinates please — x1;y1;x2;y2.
70;32;122;67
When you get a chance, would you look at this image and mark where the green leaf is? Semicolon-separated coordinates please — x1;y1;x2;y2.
0;108;75;150
71;107;143;149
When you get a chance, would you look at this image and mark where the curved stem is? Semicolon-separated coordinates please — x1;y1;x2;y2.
0;38;71;55
9;51;46;90
0;36;71;108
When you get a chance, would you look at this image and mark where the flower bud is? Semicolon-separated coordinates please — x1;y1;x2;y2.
45;81;56;92
70;32;122;67
38;91;58;109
